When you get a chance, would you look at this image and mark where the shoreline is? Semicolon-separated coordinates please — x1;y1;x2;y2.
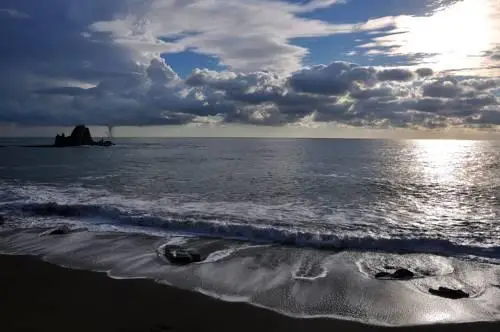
1;254;499;332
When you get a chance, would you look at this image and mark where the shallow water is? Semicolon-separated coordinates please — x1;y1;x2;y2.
1;138;500;325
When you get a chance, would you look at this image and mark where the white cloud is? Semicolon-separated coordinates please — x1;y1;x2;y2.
88;0;393;73
354;0;500;74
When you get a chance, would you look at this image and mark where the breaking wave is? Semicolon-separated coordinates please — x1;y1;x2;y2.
1;200;499;263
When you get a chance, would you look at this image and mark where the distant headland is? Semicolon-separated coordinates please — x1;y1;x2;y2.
20;125;114;148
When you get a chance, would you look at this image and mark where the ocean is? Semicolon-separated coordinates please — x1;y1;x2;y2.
1;138;500;325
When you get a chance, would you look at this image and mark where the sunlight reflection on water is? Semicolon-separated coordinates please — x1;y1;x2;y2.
412;139;480;184
399;140;497;245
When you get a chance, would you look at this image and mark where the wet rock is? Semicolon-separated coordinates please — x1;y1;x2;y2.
44;226;72;236
429;287;469;299
392;268;415;279
375;272;392;279
375;268;415;280
0;215;5;225
164;247;202;265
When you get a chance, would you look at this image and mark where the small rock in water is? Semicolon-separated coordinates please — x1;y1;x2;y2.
429;287;470;299
0;215;5;225
375;272;392;279
164;247;203;265
45;226;72;236
392;268;415;279
375;268;415;280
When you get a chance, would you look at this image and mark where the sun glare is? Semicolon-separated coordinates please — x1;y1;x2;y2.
412;140;477;184
376;0;498;72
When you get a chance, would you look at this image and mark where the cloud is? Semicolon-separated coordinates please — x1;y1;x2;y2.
0;0;499;130
415;68;434;77
289;62;376;95
0;8;30;19
422;79;463;98
376;68;414;81
484;45;500;61
354;0;500;75
87;0;395;74
350;86;396;100
3;53;499;128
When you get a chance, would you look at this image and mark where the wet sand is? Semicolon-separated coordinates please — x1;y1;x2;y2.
0;254;499;332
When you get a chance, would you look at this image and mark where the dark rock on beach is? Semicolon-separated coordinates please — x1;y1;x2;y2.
429;287;470;299
164;246;203;265
375;268;415;280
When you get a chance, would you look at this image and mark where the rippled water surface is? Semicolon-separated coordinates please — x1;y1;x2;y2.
1;138;499;256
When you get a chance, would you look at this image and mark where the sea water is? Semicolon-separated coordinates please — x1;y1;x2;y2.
1;138;499;325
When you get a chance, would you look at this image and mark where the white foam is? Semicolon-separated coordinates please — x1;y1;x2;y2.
292;266;328;281
194;288;250;303
200;245;265;264
163;236;190;247
356;252;455;279
2;229;500;326
202;248;238;263
2;182;500;264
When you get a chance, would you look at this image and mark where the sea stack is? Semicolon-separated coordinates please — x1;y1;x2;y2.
54;125;114;147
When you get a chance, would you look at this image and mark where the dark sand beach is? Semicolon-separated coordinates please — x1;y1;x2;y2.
1;255;499;332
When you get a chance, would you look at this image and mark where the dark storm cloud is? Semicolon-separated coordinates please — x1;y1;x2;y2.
376;69;414;81
289;63;420;97
422;79;463;98
0;0;135;79
0;0;151;125
289;64;356;95
415;68;434;78
287;62;382;96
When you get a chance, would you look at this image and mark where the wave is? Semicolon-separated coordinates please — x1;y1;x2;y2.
2;201;500;263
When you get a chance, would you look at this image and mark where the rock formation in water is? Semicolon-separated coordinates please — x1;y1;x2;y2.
54;125;114;147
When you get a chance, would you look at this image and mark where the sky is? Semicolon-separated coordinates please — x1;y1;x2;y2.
0;0;500;138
